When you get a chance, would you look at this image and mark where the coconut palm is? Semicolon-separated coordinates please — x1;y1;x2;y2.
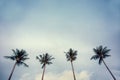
65;48;77;80
4;49;29;80
36;53;54;80
91;45;116;80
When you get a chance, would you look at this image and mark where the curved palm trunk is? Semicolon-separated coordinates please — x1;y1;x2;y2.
41;65;46;80
102;59;116;80
8;62;17;80
71;61;76;80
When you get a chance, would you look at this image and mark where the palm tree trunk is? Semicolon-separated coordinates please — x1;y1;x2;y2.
71;61;76;80
8;62;17;80
41;65;46;80
102;59;116;80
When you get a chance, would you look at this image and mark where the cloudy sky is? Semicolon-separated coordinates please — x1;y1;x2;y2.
0;0;120;80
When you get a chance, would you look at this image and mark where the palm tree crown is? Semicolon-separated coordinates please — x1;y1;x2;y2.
4;49;29;67
36;53;54;68
91;45;111;65
65;48;77;62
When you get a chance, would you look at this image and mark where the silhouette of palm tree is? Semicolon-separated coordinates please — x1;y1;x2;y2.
91;45;116;80
65;48;77;80
36;53;54;80
4;49;29;80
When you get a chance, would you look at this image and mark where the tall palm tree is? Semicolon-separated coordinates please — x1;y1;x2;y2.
36;53;54;80
4;49;29;80
65;48;77;80
91;45;116;80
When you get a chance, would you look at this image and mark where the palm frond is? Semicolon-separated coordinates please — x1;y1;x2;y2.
39;55;43;58
47;62;52;65
103;54;111;58
42;64;45;68
12;49;17;56
21;57;29;61
4;56;15;60
16;49;20;54
22;62;29;67
93;48;99;55
103;49;111;55
17;61;29;67
98;57;102;65
98;45;103;52
91;55;99;60
36;56;40;60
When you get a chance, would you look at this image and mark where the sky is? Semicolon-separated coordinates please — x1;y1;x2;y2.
0;0;120;80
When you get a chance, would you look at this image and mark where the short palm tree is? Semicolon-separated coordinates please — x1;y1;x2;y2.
36;53;54;80
4;49;29;80
65;48;77;80
91;45;116;80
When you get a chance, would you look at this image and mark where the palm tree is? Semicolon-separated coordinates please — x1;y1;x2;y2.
4;49;29;80
65;48;77;80
91;45;116;80
36;53;54;80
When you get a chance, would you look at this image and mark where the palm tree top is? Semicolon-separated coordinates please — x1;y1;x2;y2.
36;53;54;68
91;45;111;65
4;49;29;67
65;48;77;62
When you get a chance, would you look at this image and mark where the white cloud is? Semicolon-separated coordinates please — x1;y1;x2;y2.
35;70;92;80
78;71;91;80
19;73;32;80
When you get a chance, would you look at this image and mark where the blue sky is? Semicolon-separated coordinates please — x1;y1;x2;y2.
0;0;120;80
